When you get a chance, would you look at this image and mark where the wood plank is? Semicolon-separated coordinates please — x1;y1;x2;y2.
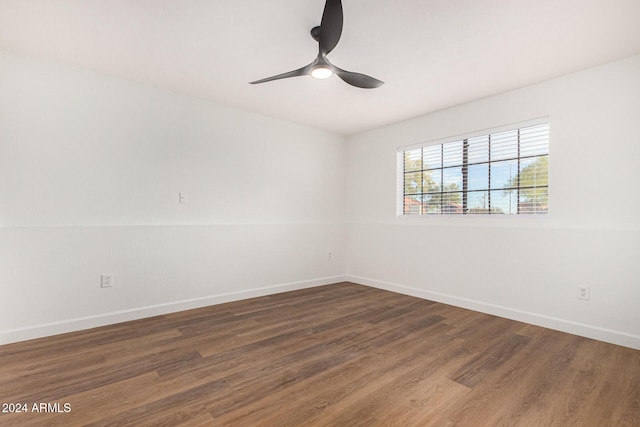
1;282;638;426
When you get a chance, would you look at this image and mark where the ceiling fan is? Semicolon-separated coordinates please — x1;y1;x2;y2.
250;0;384;89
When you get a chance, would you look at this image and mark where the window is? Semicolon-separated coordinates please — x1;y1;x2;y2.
399;120;549;216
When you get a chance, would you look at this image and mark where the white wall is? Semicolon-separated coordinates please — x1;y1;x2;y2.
3;49;639;350
0;50;347;343
346;55;640;349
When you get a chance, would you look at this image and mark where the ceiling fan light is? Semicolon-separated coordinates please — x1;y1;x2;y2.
311;66;333;79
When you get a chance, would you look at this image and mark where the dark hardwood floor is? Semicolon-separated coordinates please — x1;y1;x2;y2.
1;282;639;426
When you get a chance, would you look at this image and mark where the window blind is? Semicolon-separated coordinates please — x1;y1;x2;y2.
399;121;549;216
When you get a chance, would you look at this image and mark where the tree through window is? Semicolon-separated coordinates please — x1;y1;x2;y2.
399;121;549;215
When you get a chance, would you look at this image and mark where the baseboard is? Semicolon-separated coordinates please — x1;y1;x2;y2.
347;275;640;350
7;274;638;350
0;275;347;345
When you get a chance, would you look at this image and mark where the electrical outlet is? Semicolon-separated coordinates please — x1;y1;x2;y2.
578;286;590;300
101;274;113;288
178;192;188;204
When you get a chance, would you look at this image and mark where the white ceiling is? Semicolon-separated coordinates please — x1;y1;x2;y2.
1;0;640;136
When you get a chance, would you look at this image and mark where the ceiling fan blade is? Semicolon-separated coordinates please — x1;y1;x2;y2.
319;0;343;55
249;64;311;84
334;67;384;89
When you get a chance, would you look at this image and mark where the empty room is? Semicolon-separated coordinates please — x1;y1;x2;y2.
1;0;639;425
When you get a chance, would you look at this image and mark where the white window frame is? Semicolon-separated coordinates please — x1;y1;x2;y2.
397;118;550;217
